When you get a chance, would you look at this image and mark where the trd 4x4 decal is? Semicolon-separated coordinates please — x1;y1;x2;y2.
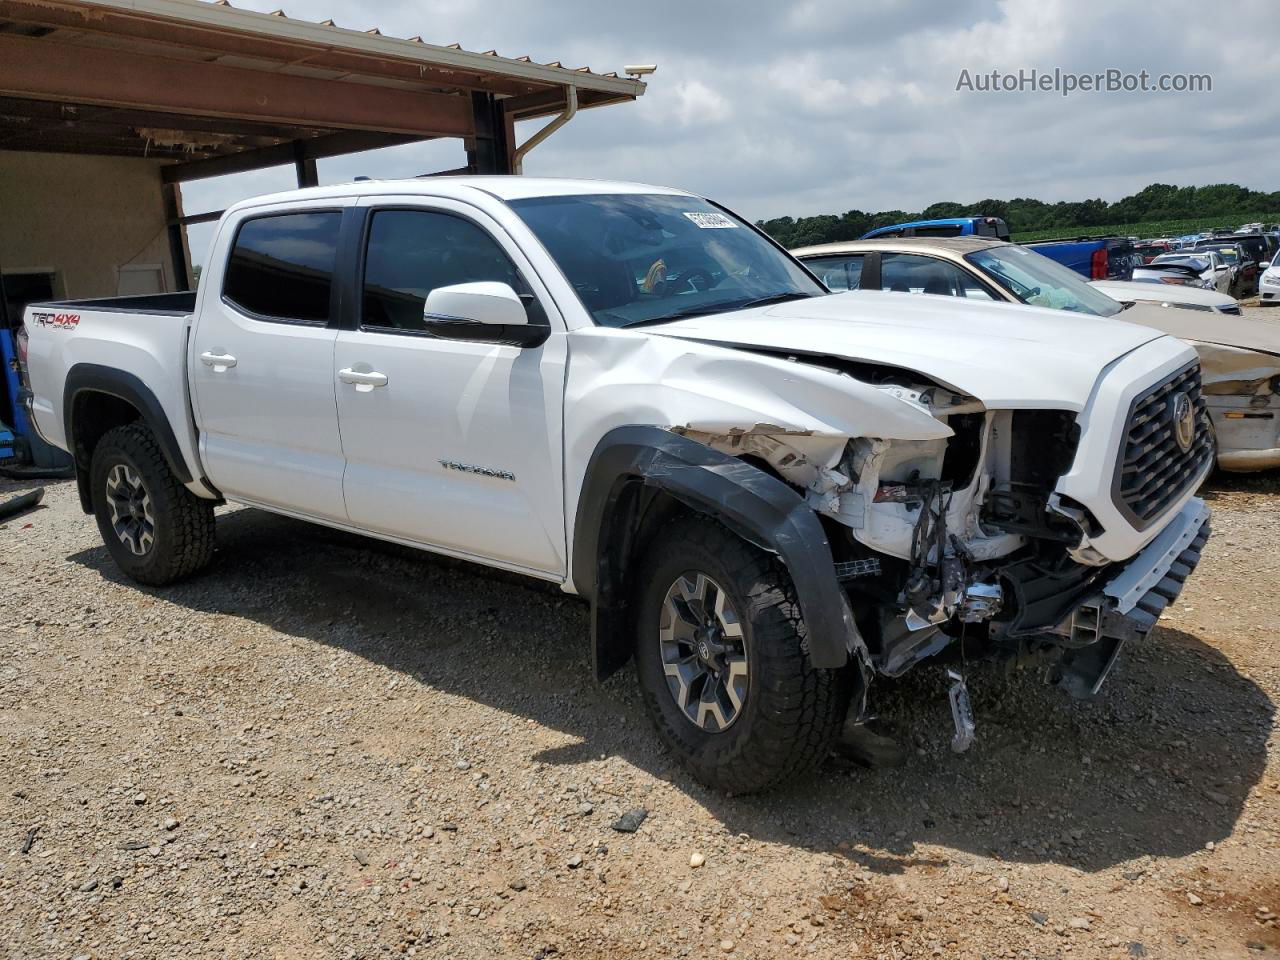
29;311;81;330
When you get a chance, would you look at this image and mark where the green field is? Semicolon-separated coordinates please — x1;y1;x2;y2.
1011;214;1279;243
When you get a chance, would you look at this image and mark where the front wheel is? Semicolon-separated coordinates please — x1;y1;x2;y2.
90;423;216;586
633;517;849;793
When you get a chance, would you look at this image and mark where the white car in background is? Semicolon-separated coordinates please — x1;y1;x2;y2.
1138;252;1233;294
1090;279;1241;315
1260;257;1280;306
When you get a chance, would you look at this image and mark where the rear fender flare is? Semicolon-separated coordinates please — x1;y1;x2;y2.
572;425;866;680
63;363;193;512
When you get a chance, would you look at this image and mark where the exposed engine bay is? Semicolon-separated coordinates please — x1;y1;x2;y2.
673;361;1210;733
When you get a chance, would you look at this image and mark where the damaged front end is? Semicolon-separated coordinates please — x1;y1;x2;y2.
1197;342;1280;472
676;368;1213;749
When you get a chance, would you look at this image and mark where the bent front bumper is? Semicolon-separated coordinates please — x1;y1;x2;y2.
1055;498;1211;697
1209;398;1280;473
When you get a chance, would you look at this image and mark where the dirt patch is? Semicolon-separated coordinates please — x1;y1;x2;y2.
0;476;1277;959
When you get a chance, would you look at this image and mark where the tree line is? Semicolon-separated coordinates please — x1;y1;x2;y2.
757;182;1280;248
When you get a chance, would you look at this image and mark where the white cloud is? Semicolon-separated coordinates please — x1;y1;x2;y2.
673;79;733;127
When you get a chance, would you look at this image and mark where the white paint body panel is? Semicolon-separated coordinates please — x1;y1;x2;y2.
187;196;352;522
24;305;204;494
333;195;568;576
1055;334;1205;560
643;290;1167;411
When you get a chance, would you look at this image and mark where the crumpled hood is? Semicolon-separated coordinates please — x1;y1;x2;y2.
1117;302;1280;359
648;290;1168;410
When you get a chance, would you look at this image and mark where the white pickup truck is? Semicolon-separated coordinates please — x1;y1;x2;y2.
21;178;1213;792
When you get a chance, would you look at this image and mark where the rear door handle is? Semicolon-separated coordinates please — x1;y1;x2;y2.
200;351;238;372
338;368;389;392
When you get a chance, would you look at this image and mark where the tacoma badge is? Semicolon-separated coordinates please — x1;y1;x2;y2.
439;460;516;482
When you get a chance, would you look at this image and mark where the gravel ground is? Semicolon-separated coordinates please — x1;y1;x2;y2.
1;468;1277;960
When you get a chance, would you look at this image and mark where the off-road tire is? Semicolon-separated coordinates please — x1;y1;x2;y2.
633;516;849;793
90;423;215;586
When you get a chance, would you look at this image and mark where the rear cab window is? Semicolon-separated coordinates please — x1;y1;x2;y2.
222;212;343;324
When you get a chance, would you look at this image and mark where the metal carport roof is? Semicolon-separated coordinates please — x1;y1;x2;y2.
0;0;647;178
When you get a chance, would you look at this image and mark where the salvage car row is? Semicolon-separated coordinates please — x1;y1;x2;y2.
12;177;1261;794
861;215;1280;297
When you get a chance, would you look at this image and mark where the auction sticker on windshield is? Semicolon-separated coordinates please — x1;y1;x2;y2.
684;212;738;229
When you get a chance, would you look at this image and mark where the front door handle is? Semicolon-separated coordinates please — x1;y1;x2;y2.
200;351;238;372
338;368;389;392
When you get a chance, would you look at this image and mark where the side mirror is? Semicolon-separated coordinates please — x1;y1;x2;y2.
422;282;549;348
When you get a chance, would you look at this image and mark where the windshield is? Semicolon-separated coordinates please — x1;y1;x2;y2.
964;245;1123;317
508;193;824;327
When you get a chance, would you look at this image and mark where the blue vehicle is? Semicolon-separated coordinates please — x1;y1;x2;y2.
861;218;1132;280
0;287;25;468
1022;236;1135;281
0;278;71;474
861;216;1010;242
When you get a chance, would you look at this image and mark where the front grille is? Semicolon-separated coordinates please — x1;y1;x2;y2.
1113;362;1213;530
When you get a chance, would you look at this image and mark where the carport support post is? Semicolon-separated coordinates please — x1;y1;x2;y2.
161;182;191;292
293;140;319;188
0;262;10;333
468;92;514;175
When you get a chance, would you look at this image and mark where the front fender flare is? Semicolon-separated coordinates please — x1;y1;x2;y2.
573;425;863;680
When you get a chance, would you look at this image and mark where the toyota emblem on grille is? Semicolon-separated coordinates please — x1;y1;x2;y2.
1170;392;1195;453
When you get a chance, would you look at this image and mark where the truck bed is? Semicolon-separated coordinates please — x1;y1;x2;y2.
30;291;197;317
1024;237;1134;280
23;292;204;492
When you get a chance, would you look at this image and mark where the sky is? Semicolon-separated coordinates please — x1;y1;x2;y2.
184;0;1280;263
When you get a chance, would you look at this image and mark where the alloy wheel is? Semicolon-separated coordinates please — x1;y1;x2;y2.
105;463;155;556
658;572;749;732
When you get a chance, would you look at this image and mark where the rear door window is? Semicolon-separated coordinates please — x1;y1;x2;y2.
222;212;343;324
803;255;865;291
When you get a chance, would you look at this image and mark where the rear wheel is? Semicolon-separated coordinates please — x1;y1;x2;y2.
90;423;215;585
633;517;849;793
